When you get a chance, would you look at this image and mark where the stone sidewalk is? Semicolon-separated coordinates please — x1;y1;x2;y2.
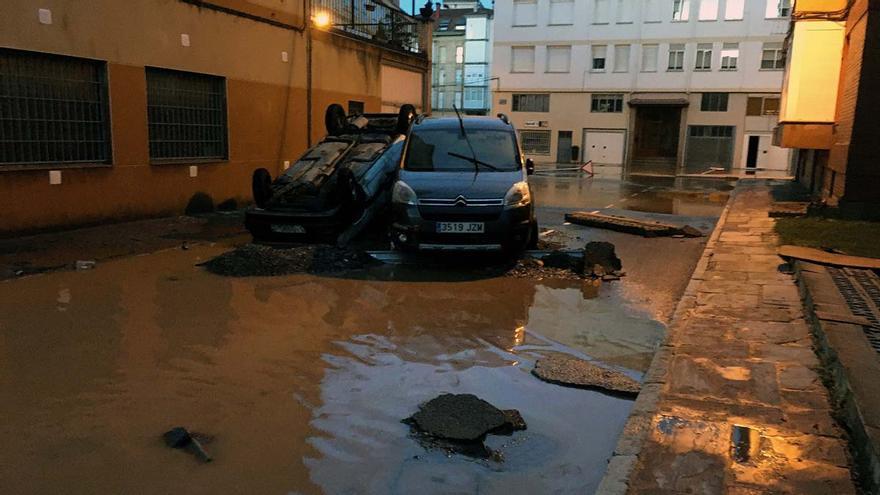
599;181;857;494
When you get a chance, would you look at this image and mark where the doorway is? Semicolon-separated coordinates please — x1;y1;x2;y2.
557;131;573;163
630;106;681;175
746;135;760;174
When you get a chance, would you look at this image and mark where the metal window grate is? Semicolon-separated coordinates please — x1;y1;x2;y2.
512;94;549;112
519;130;551;155
146;67;227;161
0;48;110;165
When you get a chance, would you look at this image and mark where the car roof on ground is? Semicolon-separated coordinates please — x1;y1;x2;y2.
413;116;512;131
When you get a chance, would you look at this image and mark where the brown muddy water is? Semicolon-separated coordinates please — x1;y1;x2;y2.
0;241;668;495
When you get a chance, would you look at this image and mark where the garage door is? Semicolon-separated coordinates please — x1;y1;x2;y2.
583;130;625;165
380;65;423;112
684;125;734;174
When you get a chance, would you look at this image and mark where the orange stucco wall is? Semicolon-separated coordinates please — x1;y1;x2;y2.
0;0;427;233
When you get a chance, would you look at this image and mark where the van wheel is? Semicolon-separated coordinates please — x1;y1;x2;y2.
395;104;416;135
325;103;347;136
252;168;273;207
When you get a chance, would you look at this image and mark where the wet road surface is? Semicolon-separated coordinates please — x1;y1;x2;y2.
0;174;731;494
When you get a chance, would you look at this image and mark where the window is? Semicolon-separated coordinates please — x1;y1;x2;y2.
725;0;744;19
464;87;484;104
672;0;690;21
438;69;446;85
146;68;228;161
700;93;729;111
348;100;364;115
642;44;659;72
766;0;791;18
438;92;445;109
512;94;550;112
645;0;661;21
698;0;718;20
438;46;447;63
747;96;781;116
720;43;739;70
455;91;462;107
513;0;537;26
614;45;631;72
549;0;574;25
591;94;624;113
455;69;462;83
0;48;111;166
406;128;520;171
592;45;608;71
695;43;712;70
511;46;535;72
546;46;572;73
519;130;551;155
593;0;610;23
667;44;685;71
439;20;450;30
761;42;785;69
455;45;464;64
616;0;633;23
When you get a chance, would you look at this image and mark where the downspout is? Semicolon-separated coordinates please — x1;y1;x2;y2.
306;0;313;147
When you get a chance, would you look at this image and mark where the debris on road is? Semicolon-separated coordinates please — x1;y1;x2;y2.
582;241;622;277
75;260;96;270
532;354;641;396
778;245;880;269
403;394;526;460
200;243;378;277
163;427;213;463
565;211;703;238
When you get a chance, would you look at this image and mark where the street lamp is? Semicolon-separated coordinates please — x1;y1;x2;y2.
312;11;331;28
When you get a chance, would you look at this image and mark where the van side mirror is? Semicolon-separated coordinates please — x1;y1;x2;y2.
525;158;535;175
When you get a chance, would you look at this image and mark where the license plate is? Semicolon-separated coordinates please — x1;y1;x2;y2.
271;224;306;234
436;222;485;233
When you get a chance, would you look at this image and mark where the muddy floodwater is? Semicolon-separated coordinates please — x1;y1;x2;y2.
0;241;669;495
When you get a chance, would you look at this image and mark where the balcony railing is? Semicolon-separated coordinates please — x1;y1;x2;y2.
312;0;424;54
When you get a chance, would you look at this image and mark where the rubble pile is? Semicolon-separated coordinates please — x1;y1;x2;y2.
200;243;378;276
532;354;641;396
508;241;625;281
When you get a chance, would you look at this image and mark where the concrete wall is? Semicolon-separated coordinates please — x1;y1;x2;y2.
0;0;428;233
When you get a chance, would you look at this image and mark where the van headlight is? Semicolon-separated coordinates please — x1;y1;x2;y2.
504;181;531;208
392;180;418;205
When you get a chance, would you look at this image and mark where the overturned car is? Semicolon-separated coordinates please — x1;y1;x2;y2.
245;104;415;243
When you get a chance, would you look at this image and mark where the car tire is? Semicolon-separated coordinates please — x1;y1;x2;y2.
395;104;416;135
527;221;539;250
252;168;273;208
325;103;347;136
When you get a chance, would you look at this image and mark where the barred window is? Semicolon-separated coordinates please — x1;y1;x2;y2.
146;67;227;161
512;93;549;112
591;94;624;113
519;130;551;155
0;48;110;166
700;93;729;112
689;125;733;138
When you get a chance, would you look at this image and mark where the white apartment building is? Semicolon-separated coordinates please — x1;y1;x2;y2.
491;0;793;176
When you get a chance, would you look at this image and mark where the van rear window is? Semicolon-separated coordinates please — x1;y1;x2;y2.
404;129;520;172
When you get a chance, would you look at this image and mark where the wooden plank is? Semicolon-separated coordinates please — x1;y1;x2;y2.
779;245;880;270
564;211;702;238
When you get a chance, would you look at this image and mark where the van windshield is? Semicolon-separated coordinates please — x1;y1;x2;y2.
404;128;520;172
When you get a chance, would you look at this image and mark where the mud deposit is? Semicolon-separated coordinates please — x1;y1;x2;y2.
200;243;379;276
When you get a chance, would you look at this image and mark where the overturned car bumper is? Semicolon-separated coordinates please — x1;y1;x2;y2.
245;206;346;242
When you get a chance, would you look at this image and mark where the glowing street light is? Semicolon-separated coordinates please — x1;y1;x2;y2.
312;11;331;28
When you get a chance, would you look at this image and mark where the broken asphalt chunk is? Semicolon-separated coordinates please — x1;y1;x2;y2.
532;355;641;396
565;211;703;238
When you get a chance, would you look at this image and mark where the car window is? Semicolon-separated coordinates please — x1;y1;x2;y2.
404;128;519;171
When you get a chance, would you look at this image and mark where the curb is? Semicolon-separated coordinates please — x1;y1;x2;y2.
793;261;880;493
594;185;737;494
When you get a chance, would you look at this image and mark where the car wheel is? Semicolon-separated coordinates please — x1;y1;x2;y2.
527;221;539;250
252;168;273;208
325;103;347;136
395;104;416;135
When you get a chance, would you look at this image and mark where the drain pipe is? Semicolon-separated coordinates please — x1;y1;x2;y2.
306;2;313;147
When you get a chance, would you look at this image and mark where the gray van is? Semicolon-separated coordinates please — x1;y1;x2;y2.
390;114;537;252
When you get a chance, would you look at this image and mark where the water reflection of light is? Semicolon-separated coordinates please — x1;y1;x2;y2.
512;325;525;349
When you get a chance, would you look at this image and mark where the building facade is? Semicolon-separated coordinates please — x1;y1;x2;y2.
431;0;494;116
0;0;430;233
777;0;880;209
492;0;793;176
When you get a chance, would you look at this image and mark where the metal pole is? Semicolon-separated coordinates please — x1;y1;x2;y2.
306;0;313;147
